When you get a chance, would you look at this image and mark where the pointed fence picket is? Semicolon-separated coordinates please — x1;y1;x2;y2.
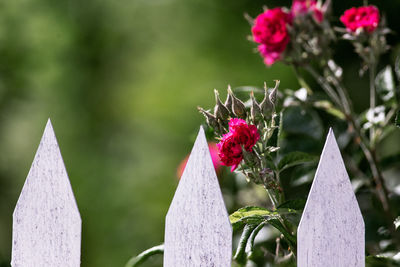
164;127;232;267
11;120;81;267
297;129;365;267
10;121;365;267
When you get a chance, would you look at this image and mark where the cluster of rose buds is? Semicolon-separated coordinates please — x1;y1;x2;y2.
198;81;279;136
198;81;281;189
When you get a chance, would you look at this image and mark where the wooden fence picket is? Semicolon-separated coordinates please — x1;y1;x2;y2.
297;128;365;267
164;126;232;267
11;119;81;267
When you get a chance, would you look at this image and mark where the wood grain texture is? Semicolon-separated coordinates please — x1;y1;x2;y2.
298;128;365;267
164;126;232;267
11;119;81;267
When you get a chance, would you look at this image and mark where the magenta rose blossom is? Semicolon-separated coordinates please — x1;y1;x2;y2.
340;6;380;33
228;118;260;151
291;0;324;23
217;132;244;172
252;8;292;66
217;119;260;171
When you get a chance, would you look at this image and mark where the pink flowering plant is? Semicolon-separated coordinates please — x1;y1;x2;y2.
128;1;400;266
201;1;399;266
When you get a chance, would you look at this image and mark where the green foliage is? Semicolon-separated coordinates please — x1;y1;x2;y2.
229;206;299;264
366;255;400;267
229;206;280;231
282;106;324;140
277;151;317;172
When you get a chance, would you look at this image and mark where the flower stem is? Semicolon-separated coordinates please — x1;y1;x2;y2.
369;61;377;146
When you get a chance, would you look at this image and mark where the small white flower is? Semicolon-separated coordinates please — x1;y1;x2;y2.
366;105;385;125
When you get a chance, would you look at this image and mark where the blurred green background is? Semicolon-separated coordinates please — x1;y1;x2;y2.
0;0;399;266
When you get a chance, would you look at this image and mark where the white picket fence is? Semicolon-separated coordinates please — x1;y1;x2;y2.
10;119;365;266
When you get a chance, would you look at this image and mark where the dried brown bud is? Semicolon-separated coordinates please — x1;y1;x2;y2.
228;86;246;119
269;80;279;106
197;106;218;129
213;89;230;120
260;80;279;117
224;86;233;114
250;91;262;124
260;82;274;117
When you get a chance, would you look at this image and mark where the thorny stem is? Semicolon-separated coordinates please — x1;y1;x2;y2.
303;65;397;243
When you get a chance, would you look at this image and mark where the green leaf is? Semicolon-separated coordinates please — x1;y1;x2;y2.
278;199;306;210
395;52;400;82
229;206;298;253
375;66;396;102
366;254;400;267
125;244;164;267
283;106;324;140
230;206;278;231
277;151;318;172
247;221;267;259
268;218;297;250
233;223;258;265
396;110;400;128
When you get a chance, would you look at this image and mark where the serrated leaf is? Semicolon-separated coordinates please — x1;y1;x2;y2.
375;66;395;102
278;151;317;172
229;206;278;231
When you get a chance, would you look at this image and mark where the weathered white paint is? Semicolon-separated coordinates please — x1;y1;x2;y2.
298;129;365;267
164;127;232;267
11;119;81;267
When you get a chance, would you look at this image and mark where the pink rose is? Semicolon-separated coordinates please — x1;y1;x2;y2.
217;119;260;171
228;118;260;151
340;6;380;33
252;8;292;66
177;143;223;178
217;132;243;172
291;0;324;23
